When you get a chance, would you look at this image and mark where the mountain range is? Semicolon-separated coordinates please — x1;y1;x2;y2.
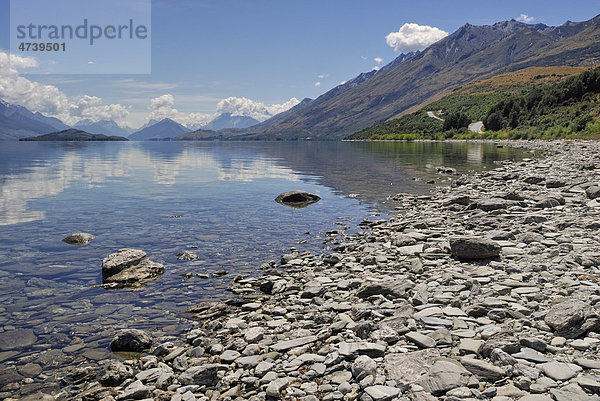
73;119;134;138
210;15;600;140
0;99;70;140
3;15;600;141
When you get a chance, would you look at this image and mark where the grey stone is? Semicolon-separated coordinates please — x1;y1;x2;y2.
405;332;436;348
102;248;164;287
176;251;198;261
539;361;578;381
62;232;95;245
364;385;401;401
544;298;600;339
116;380;151;400
481;331;520;357
352;355;377;380
586;185;600;200
219;349;241;364
356;279;413;299
271;335;318;352
266;377;291;397
98;361;134;386
338;341;386;358
110;329;152;352
244;327;264;343
419;359;471;395
460;356;505;381
178;364;225;386
450;237;501;260
235;355;262;368
0;329;36;351
534;194;565;209
384;349;441;383
275;190;320;208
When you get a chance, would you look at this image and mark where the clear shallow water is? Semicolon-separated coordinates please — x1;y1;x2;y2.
0;141;531;382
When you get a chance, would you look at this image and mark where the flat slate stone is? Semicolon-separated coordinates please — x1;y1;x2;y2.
271;335;318;352
364;385;401;401
540;361;578;381
513;347;553;363
405;332;436;348
338;341;386;358
0;329;36;350
384;349;441;382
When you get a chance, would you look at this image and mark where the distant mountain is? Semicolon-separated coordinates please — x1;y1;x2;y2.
202;113;260;130
0;99;70;140
128;118;190;140
226;15;600;140
20;128;128;141
74;119;133;137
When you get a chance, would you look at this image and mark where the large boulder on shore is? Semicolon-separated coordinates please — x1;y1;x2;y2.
275;190;320;208
449;237;501;260
544;298;600;339
110;329;152;352
102;249;164;287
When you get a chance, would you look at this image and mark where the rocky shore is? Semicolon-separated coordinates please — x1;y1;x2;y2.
24;140;600;400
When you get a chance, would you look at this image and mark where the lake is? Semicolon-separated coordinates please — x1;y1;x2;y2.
0;141;532;378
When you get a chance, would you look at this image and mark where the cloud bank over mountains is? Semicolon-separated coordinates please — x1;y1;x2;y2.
0;50;300;129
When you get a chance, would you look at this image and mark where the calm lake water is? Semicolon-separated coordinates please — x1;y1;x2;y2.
0;141;532;381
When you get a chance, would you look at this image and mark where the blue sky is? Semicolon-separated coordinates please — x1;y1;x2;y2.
0;0;598;128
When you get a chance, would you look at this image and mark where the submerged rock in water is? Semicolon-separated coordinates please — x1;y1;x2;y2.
62;232;95;246
176;250;198;261
0;329;37;351
275;190;320;208
102;248;164;287
110;329;152;352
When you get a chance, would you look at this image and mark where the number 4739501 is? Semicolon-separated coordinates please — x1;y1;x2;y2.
18;42;66;51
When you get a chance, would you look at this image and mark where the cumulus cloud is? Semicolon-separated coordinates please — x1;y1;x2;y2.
385;23;448;52
317;74;328;79
374;57;383;64
315;82;321;87
516;14;535;23
0;50;129;124
215;96;299;122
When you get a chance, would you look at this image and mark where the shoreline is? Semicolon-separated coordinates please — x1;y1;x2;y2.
20;139;600;400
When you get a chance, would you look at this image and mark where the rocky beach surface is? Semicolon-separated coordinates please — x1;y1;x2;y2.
7;139;600;401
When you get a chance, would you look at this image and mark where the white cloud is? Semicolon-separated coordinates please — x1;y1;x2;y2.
315;82;321;87
516;14;535;23
385;23;448;52
0;50;129;125
216;96;300;121
317;74;328;79
374;57;383;64
87;61;94;65
372;66;380;71
361;56;368;60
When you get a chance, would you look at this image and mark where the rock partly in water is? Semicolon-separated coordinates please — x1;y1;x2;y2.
102;248;164;287
176;250;198;261
110;329;152;352
62;232;95;246
275;190;320;208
